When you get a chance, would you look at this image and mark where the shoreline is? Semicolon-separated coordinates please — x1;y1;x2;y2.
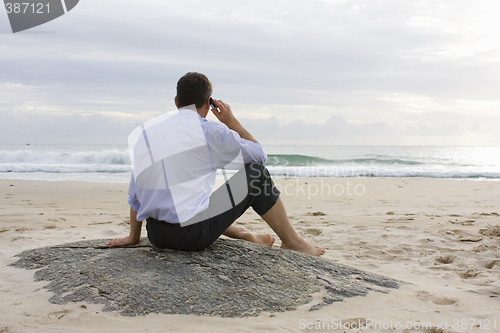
1;177;499;332
1;174;500;184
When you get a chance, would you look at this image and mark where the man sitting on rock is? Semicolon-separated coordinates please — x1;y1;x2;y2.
108;72;325;256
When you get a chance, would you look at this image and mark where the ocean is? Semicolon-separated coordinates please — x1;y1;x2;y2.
0;144;499;183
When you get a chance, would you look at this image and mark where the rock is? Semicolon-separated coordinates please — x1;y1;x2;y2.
10;238;400;317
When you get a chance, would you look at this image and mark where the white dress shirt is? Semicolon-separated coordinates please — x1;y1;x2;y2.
128;108;267;224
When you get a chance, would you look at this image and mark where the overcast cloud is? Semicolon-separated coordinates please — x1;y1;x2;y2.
1;0;499;145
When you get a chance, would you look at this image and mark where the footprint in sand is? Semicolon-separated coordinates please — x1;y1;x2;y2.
472;244;499;252
484;260;499;269
450;219;476;225
450;229;483;242
304;228;322;236
435;255;455;264
338;318;367;328
430;296;458;305
479;225;500;237
415;290;458;305
403;327;449;333
457;268;480;279
47;309;72;320
307;211;326;216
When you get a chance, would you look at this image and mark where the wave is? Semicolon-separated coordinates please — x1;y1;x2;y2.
0;165;131;173
266;166;500;179
1;151;446;168
264;154;499;179
266;154;430;167
1;150;498;180
0;150;130;166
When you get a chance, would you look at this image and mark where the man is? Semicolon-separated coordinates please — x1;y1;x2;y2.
108;72;325;256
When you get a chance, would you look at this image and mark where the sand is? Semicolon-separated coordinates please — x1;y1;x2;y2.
1;177;499;332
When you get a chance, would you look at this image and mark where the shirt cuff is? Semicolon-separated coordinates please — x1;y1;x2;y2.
254;142;268;164
128;196;140;212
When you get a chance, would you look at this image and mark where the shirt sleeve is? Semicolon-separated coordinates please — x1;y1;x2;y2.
204;120;267;165
127;173;141;212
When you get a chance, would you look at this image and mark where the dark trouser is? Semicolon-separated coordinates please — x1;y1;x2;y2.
146;162;280;251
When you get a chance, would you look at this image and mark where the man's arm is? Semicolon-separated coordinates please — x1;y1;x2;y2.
211;99;257;143
107;207;142;247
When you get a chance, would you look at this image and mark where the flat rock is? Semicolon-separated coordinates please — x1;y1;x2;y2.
10;238;400;317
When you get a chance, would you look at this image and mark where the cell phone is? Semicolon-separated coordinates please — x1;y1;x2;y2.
209;97;217;110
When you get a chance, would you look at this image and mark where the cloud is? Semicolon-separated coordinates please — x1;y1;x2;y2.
0;111;137;144
1;107;498;146
240;112;500;146
241;114;393;144
1;0;500;145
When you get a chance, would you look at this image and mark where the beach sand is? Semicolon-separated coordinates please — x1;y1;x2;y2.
1;178;499;332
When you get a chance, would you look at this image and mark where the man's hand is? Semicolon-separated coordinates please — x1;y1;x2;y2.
210;99;258;142
211;99;239;129
108;207;142;247
108;235;140;247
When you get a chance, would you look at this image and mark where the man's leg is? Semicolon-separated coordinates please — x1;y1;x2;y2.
176;162;278;250
222;198;324;256
222;225;275;247
164;162;324;256
222;162;324;256
261;197;325;256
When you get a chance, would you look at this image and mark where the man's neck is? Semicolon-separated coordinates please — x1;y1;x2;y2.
178;104;207;118
178;105;197;112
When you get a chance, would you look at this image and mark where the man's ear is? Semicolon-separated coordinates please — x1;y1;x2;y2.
174;96;178;108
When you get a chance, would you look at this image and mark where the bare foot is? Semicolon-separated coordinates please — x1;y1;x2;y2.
240;232;275;247
280;237;325;256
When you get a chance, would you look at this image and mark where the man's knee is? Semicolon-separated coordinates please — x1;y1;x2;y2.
245;162;266;179
245;162;276;198
243;162;280;214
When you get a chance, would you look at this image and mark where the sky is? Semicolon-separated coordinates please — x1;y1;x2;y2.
1;0;499;146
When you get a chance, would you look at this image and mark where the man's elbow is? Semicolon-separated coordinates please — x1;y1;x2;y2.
259;154;268;165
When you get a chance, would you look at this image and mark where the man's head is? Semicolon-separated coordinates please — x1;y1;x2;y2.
175;72;213;110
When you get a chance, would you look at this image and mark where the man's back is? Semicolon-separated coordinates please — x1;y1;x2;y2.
128;107;266;224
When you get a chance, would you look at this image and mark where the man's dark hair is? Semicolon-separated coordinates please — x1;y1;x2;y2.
176;72;213;109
